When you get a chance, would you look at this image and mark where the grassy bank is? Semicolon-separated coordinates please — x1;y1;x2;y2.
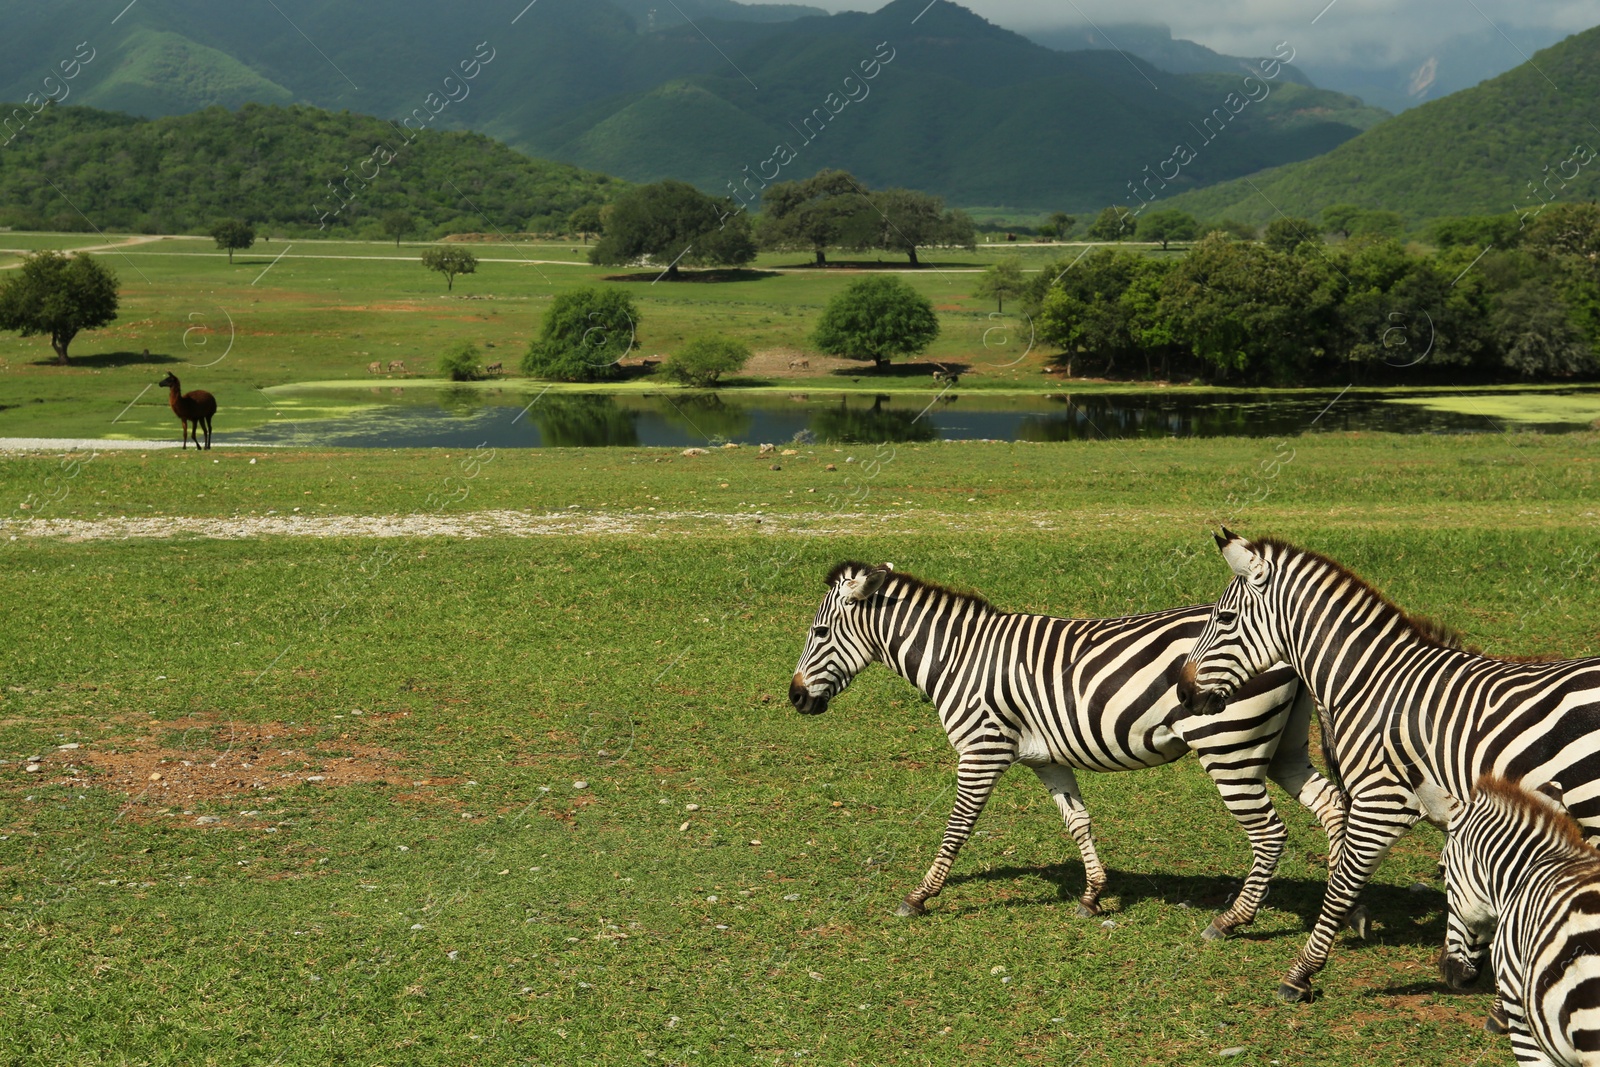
2;436;1595;1064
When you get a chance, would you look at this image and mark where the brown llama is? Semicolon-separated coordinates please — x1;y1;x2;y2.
158;372;217;450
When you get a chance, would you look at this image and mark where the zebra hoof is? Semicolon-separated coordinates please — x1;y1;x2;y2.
1201;919;1232;941
1344;906;1372;940
1075;902;1099;919
895;899;926;918
1485;1006;1510;1034
1277;979;1314;1004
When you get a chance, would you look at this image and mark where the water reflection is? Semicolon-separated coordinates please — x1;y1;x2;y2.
225;386;1600;449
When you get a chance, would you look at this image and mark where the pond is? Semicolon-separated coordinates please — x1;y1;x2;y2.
222;387;1600;448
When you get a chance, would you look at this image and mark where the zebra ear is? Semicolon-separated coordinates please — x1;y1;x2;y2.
1219;537;1267;584
1535;780;1568;815
1415;781;1463;829
841;565;891;603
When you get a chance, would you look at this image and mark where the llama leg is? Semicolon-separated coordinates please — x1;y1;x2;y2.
898;754;1012;917
181;418;190;449
1032;764;1108;917
203;417;212;450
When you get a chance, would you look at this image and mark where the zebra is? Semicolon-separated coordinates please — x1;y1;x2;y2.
788;560;1349;936
1417;775;1600;1067
1178;530;1600;1003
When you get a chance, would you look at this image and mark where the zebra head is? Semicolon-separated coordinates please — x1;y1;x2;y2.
1178;529;1285;716
1417;780;1492;989
789;562;892;715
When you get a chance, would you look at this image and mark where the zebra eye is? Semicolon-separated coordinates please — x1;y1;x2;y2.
812;626;830;639
1216;610;1238;626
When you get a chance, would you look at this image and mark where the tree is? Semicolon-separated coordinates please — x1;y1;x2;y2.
660;333;752;387
568;204;604;244
1085;206;1136;242
382;211;415;247
758;169;878;267
589;180;755;278
866;188;976;267
1493;283;1597;377
0;250;118;364
437;340;482;381
210;218;255;263
1320;204;1365;239
421;246;478;290
1048;212;1077;239
1207;218;1258;241
521;286;638;382
974;257;1026;312
1262;216;1319;254
813;275;939;370
1035;249;1142;377
1137;209;1199;250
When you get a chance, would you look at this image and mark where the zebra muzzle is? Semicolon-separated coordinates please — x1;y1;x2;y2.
1177;676;1228;716
790;674;829;715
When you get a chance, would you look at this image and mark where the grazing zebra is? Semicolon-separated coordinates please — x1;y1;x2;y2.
789;561;1349;935
1178;530;1600;1003
1418;776;1600;1067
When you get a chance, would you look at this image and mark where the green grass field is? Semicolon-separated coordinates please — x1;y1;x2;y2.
3;433;1595;1065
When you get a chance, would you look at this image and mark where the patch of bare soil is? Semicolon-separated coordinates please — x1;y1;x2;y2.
742;347;854;378
16;713;419;818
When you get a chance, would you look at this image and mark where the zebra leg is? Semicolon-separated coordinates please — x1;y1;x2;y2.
1030;764;1108;918
896;754;1012;918
1191;751;1288;940
1279;797;1411;1003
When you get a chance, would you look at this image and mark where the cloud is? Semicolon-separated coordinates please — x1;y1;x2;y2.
812;0;1597;64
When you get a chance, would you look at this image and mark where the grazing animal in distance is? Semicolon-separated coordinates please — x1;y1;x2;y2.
158;372;217;450
485;362;502;375
389;360;406;373
1421;776;1600;1066
368;361;382;374
789;359;809;369
791;562;1348;933
1179;530;1600;1003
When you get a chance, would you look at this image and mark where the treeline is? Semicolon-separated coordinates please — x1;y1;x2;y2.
1019;203;1600;384
0;103;620;237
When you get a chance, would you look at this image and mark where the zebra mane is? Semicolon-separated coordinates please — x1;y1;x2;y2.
1252;538;1473;653
826;560;996;614
1474;775;1596;858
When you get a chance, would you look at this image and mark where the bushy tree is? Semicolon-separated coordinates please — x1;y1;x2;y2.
1427;214;1519;250
1207;218;1257;241
1493;284;1597;377
522;286;638;382
813;275;939;369
660;333;752;387
974;257;1026;312
867;188;975;267
568;204;604;243
437;340;482;381
758;169;877;267
1047;212;1077;239
1137;209;1199;250
1085;206;1136;241
1262;216;1319;254
211;218;255;263
382;211;414;247
589;180;755;278
1035;248;1141;377
0;250;118;364
421;246;478;290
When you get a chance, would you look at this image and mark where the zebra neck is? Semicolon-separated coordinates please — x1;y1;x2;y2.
1282;587;1444;716
868;584;990;700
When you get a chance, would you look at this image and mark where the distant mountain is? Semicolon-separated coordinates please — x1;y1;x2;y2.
1025;23;1314;85
1156;25;1600;226
0;104;621;237
0;0;1385;211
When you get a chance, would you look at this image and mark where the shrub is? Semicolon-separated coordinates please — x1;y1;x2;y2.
437;340;482;381
521;287;638;382
660;334;752;387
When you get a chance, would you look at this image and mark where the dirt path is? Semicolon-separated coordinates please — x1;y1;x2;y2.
0;234;175;267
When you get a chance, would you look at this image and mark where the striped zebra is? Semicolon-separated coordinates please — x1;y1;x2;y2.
1417;776;1600;1067
788;561;1349;935
1178;530;1600;1003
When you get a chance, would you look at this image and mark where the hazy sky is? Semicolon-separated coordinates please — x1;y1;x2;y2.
813;0;1597;63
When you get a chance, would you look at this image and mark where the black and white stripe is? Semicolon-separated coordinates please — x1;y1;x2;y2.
789;561;1348;936
1419;776;1600;1067
1179;531;1600;1003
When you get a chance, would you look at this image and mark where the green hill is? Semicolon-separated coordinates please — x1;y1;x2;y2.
0;104;623;237
0;0;1384;212
1157;24;1600;226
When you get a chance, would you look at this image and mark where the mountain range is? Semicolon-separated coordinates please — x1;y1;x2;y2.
0;0;1384;212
